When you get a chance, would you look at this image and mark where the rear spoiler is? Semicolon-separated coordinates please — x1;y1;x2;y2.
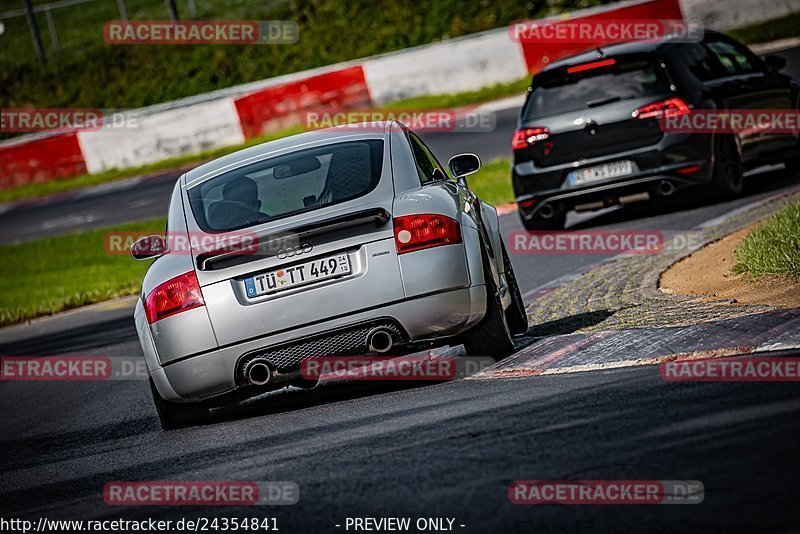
196;207;391;271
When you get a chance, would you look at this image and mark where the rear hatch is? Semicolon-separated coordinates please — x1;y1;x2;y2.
183;137;406;347
517;53;674;168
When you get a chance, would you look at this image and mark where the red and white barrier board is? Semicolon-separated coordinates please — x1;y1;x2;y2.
362;30;529;105
0;0;682;189
77;98;245;174
0;132;87;190
234;65;372;139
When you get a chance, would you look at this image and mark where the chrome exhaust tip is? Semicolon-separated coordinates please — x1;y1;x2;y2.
538;203;555;219
657;180;676;196
246;360;273;386
366;328;394;354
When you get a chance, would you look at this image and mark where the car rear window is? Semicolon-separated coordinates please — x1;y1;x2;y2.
188;140;384;232
522;55;670;120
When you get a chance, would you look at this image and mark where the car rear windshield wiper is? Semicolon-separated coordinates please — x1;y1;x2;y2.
586;94;635;108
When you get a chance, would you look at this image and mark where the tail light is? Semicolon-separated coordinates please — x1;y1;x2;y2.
677;164;704;175
567;58;616;74
512;127;550;150
145;271;205;324
394;214;462;254
632;97;690;120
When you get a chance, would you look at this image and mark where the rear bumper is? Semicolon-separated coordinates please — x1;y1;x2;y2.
149;285;485;402
513;133;714;218
519;171;709;220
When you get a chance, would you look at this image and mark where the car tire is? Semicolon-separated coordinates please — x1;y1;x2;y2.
150;378;212;430
521;210;566;231
462;264;517;359
501;241;528;336
712;134;744;197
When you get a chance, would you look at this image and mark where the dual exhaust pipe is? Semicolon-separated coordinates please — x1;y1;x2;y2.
245;360;273;386
243;328;395;386
537;203;555;219
546;180;676;215
656;180;676;197
366;327;394;354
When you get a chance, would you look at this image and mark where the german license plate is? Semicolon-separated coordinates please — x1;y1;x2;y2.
570;160;633;185
244;253;351;298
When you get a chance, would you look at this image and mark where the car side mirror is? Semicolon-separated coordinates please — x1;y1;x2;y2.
131;235;166;260
764;55;786;73
448;153;481;186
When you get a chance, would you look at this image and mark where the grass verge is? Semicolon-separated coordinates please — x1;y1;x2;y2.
729;11;800;45
0;218;165;326
733;202;800;279
388;78;529;110
467;158;515;206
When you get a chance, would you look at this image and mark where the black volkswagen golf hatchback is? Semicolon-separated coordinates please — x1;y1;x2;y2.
513;30;800;230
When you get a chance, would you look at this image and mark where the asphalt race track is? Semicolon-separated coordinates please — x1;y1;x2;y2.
2;47;800;531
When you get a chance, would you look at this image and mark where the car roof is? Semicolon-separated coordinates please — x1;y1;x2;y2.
539;30;724;74
184;121;393;188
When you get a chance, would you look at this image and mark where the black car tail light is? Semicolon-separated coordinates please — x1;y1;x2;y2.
566;58;616;74
632;97;690;120
512;127;551;150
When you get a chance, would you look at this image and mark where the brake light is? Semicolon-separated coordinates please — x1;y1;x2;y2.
567;58;616;74
632;97;690;120
677;164;703;175
512;128;550;150
144;271;205;324
394;214;462;254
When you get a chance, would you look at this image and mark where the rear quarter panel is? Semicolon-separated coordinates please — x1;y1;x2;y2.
139;178;219;364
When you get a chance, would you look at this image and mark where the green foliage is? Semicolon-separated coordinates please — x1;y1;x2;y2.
0;0;605;109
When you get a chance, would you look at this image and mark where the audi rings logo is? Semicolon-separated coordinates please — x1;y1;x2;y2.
277;243;313;259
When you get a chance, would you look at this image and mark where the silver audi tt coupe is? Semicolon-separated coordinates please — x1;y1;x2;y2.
132;121;527;428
